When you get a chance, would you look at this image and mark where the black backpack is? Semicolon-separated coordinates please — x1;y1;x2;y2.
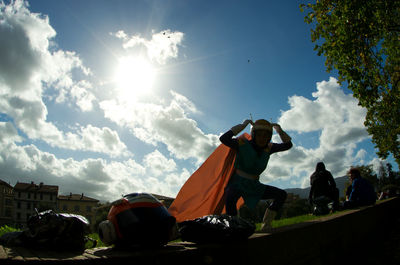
0;210;95;251
179;214;255;243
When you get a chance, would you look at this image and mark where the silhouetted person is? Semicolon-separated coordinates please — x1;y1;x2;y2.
220;119;292;232
343;168;376;209
308;162;339;211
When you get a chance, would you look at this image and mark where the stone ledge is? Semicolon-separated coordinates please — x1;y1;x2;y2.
1;198;399;265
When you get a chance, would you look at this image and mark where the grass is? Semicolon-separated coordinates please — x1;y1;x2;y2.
255;209;355;231
0;225;20;237
86;232;107;248
0;226;104;249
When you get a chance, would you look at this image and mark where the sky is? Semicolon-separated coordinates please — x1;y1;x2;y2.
0;0;396;202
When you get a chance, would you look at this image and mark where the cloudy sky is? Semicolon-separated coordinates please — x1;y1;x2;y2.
0;0;395;202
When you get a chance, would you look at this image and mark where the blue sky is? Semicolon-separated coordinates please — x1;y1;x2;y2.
0;0;395;202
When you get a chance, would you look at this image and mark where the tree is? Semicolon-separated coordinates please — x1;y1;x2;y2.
356;165;378;191
377;162;400;191
300;0;400;167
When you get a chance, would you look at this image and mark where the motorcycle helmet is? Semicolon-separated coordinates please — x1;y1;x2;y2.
98;193;176;247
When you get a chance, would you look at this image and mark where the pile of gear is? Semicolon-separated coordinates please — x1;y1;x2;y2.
98;193;255;247
0;209;94;250
0;192;255;250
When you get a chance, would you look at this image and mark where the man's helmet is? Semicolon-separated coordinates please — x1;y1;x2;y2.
250;119;272;140
98;193;176;247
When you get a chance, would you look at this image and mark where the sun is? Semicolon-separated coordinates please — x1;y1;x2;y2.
113;56;155;100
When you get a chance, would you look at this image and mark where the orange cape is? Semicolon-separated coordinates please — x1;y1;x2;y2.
168;133;250;223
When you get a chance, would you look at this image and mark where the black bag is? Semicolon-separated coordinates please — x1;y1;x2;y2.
312;196;334;216
179;214;255;244
0;210;95;250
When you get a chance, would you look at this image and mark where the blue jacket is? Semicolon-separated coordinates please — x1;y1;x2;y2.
349;177;376;206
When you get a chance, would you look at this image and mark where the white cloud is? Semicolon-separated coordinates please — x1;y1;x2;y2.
100;91;219;164
112;29;184;65
0;122;23;144
62;125;132;158
262;77;371;188
0;1;129;157
143;150;177;177
0;138;189;201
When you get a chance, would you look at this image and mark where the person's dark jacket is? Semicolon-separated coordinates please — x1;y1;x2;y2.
309;163;337;202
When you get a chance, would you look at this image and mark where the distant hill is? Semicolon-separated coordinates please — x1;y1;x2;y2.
285;176;349;199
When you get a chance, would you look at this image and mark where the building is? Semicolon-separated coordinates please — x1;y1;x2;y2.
152;193;175;208
13;181;59;227
57;193;99;226
0;179;13;226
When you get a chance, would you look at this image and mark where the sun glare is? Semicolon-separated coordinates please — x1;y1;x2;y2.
113;56;155;100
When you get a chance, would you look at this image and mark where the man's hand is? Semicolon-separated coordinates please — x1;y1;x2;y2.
231;119;254;135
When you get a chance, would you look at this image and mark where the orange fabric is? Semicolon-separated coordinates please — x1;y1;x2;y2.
168;133;250;223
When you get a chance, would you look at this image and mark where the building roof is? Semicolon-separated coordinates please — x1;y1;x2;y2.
58;193;99;202
14;181;59;194
152;193;175;201
0;179;13;189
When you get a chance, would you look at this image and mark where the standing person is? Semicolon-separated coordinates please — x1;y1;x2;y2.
219;119;292;232
308;162;340;210
343;168;376;209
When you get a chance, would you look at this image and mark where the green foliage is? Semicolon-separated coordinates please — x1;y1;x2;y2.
0;225;104;249
281;198;312;219
0;225;20;237
94;204;110;230
300;0;400;167
85;233;107;249
239;198;313;223
357;164;379;190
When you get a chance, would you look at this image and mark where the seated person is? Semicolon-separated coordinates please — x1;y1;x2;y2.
308;162;339;211
343;168;376;209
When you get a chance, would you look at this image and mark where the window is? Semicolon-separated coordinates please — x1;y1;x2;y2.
18;192;21;198
17;212;21;220
40;193;43;200
50;194;53;201
28;192;31;199
5;199;12;206
27;203;31;210
74;205;80;212
5;208;11;217
17;202;21;209
86;206;92;212
34;193;37;199
63;205;68;211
